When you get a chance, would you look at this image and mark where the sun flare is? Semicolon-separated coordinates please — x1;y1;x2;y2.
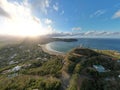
1;19;51;37
0;0;53;37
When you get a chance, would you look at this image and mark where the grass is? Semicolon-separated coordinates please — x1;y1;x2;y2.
95;50;120;59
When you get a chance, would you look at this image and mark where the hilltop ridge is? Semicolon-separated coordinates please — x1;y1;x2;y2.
63;48;120;90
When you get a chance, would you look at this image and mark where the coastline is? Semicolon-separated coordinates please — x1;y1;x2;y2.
41;44;65;56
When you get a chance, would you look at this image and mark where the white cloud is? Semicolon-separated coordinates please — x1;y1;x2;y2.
84;31;108;36
112;10;120;19
48;31;73;37
30;0;51;14
84;31;96;35
0;0;53;36
44;18;52;24
72;27;82;31
53;3;59;11
90;10;106;18
48;31;120;38
0;7;11;18
84;31;120;36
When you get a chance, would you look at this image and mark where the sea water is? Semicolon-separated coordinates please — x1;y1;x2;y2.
47;38;120;53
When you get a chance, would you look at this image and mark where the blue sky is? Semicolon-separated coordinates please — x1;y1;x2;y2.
40;0;120;32
0;0;120;37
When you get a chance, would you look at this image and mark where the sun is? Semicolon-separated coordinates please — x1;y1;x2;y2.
0;0;53;37
1;18;52;37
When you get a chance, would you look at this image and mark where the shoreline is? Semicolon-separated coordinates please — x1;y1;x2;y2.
41;44;65;56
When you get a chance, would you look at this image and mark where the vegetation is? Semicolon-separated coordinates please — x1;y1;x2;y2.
67;74;79;90
64;48;120;90
0;38;65;90
0;37;120;90
0;75;61;90
96;49;120;59
23;57;63;77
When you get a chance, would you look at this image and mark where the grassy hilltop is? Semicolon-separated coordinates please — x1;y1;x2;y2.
64;48;120;90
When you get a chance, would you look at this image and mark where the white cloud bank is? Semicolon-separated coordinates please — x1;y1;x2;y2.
0;0;53;37
48;31;120;38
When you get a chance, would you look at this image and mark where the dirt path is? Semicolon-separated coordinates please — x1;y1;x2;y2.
61;70;70;90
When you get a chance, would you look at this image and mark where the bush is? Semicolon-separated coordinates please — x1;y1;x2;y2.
0;75;61;90
74;63;82;74
25;57;63;77
80;79;96;90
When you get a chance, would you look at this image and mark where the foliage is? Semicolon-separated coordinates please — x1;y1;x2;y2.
0;75;61;90
73;48;99;57
80;79;97;90
74;63;82;74
24;57;63;77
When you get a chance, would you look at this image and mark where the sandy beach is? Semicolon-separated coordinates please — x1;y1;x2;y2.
41;44;65;56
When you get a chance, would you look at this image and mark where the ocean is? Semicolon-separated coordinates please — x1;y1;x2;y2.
47;38;120;53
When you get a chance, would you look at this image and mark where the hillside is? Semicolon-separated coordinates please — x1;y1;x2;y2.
63;48;120;90
0;39;120;90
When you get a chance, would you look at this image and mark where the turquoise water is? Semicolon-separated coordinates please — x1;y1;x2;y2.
47;38;120;53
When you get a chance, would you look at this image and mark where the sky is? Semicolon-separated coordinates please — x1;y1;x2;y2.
0;0;120;38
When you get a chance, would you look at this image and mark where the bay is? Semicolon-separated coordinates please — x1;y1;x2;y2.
47;38;120;53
